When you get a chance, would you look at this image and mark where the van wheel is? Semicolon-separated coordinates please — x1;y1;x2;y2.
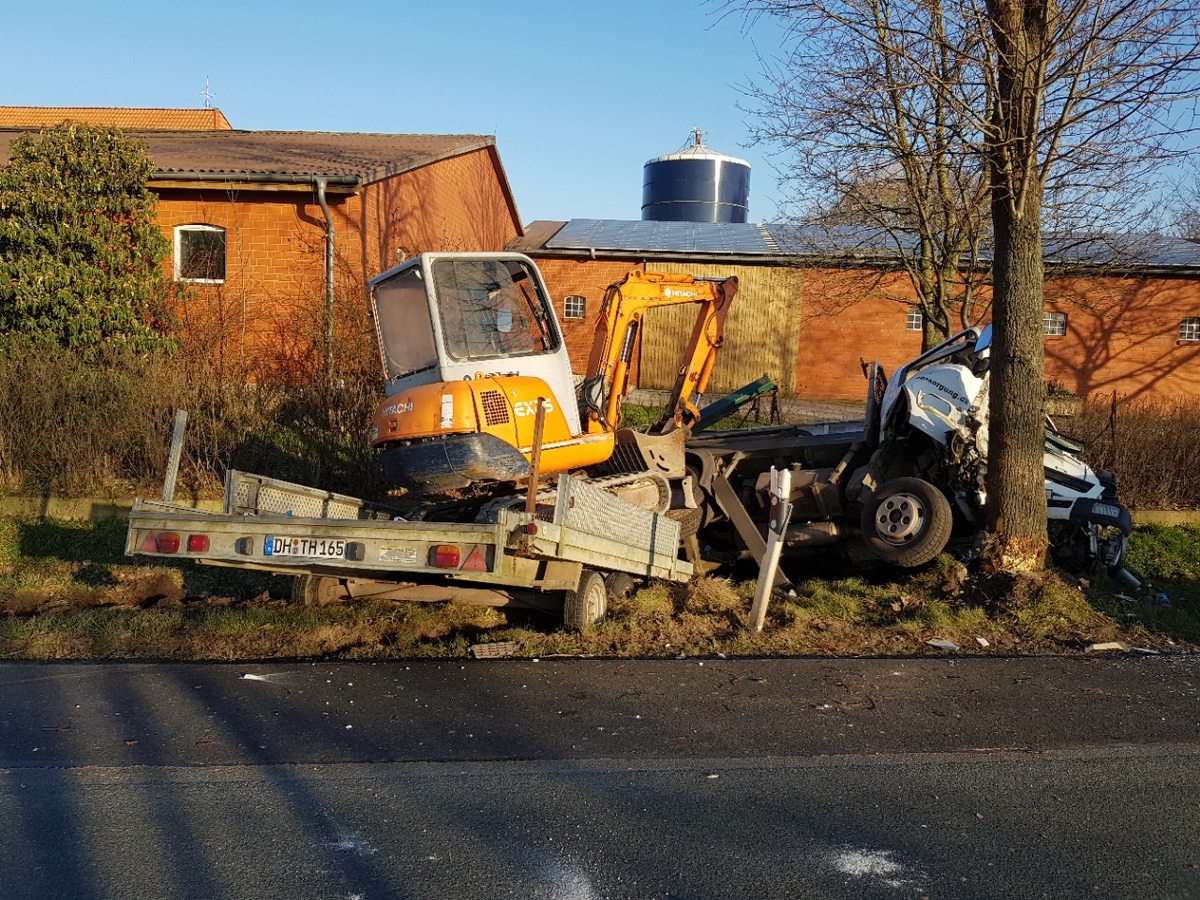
292;574;348;606
861;477;953;568
563;569;607;631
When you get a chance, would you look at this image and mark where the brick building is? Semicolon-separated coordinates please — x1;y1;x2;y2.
2;108;1197;401
511;220;1200;404
0;108;522;377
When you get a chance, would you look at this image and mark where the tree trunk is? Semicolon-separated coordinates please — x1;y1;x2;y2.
983;0;1051;571
986;195;1048;570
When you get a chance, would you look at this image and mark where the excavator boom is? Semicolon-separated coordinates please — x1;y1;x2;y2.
579;269;739;436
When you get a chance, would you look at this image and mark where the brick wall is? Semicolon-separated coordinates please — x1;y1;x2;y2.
528;255;1200;403
1044;273;1200;402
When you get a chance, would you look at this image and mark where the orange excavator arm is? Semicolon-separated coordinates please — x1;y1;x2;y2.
579;270;739;436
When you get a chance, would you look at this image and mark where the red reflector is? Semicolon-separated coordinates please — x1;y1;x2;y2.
461;545;488;572
155;533;181;553
187;534;209;553
523;522;538;535
431;545;461;568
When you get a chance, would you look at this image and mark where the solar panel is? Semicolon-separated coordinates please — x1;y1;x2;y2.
541;219;1200;271
546;219;774;254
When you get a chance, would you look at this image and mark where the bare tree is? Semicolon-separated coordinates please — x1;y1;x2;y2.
1166;159;1200;237
731;0;1200;570
733;0;993;348
976;0;1200;569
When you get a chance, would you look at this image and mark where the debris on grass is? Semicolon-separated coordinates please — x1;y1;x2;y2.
470;641;519;659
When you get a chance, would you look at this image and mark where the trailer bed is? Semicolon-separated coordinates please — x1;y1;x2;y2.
126;471;691;597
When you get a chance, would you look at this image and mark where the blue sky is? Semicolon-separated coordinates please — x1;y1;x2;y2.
4;0;789;225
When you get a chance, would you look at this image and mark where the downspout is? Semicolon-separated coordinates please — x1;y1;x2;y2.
314;177;335;386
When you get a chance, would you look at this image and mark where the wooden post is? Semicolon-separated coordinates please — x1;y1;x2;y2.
162;409;188;503
525;398;547;516
748;466;792;632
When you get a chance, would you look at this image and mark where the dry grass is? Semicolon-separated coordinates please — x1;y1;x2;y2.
0;342;386;500
0;514;1196;662
1062;395;1200;509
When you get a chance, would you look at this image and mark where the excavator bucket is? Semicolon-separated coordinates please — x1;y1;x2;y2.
600;428;687;479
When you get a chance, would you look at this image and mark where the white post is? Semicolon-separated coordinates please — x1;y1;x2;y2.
747;465;792;632
162;409;188;503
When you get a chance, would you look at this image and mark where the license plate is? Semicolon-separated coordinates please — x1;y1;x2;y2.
264;535;346;559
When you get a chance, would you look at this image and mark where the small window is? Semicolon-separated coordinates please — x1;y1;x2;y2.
906;308;923;332
175;225;226;283
1180;317;1200;341
564;295;586;320
1043;311;1067;337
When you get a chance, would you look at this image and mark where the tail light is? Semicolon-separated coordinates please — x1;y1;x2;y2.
431;545;461;568
154;533;181;553
187;534;210;553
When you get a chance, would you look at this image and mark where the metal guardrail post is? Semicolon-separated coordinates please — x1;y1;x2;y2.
748;466;792;632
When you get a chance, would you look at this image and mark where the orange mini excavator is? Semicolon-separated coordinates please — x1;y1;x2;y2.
367;252;738;494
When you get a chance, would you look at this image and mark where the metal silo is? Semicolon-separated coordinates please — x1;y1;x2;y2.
641;129;751;223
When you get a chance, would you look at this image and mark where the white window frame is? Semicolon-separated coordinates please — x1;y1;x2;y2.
1043;311;1067;337
1180;317;1200;342
174;224;227;284
563;295;586;320
905;308;923;332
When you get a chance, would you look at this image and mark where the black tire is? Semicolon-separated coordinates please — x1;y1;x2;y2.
604;571;637;602
292;574;348;606
666;506;704;537
563;568;607;631
860;477;953;568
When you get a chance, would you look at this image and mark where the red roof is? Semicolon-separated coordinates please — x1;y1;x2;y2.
0;107;232;130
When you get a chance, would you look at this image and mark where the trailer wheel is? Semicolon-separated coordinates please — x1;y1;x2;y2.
292;574;348;606
604;571;637;602
861;477;952;568
563;569;607;631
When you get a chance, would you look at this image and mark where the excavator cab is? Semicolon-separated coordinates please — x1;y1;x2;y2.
368;253;606;493
370;253;578;424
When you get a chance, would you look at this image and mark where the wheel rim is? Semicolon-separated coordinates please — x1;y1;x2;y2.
586;577;607;622
873;492;926;544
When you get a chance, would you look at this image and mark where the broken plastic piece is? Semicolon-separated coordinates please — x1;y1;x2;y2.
1085;641;1130;652
926;638;958;651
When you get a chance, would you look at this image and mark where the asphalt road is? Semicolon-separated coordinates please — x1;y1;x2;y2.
1;655;1198;899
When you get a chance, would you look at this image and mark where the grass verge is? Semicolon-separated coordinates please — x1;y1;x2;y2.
0;517;1196;661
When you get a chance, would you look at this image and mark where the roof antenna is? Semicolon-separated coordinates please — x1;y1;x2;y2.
200;77;215;110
